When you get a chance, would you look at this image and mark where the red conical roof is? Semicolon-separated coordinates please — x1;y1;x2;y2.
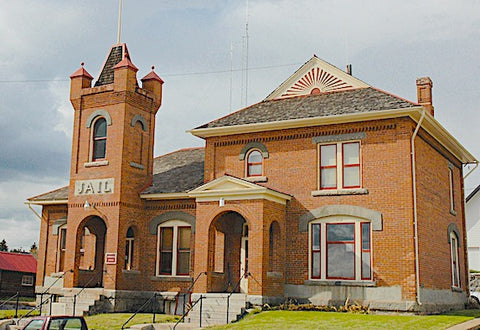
70;63;93;79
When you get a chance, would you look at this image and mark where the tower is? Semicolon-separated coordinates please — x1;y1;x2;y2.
63;44;163;289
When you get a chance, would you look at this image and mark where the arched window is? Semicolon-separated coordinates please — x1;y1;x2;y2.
246;150;263;177
157;220;191;276
92;118;107;160
125;227;135;270
450;231;460;288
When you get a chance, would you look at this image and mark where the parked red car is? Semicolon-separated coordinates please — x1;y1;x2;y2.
21;316;88;330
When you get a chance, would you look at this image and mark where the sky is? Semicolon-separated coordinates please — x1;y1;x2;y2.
1;0;479;249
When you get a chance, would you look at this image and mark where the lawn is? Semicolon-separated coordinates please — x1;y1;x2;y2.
85;313;179;330
211;310;480;330
0;310;39;319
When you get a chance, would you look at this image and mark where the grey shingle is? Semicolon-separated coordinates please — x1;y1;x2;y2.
196;88;417;129
94;45;123;87
29;148;205;201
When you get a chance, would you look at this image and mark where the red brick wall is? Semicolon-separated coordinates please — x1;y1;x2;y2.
415;129;468;291
203;117;418;300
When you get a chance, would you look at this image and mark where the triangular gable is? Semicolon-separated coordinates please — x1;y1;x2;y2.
265;56;370;100
189;176;291;205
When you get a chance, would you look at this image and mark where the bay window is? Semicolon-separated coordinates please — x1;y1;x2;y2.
310;220;372;281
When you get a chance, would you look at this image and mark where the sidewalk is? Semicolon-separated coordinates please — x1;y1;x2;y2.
447;318;480;330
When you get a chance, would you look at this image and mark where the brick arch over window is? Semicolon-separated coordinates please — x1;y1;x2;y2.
149;211;196;234
86;109;112;128
447;223;461;246
239;141;269;160
131;114;147;131
298;204;383;232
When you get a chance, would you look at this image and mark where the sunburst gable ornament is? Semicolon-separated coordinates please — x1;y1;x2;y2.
282;67;353;97
265;56;370;100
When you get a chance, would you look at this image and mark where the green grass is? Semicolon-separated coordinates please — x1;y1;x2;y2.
211;310;480;330
0;310;40;319
85;313;180;330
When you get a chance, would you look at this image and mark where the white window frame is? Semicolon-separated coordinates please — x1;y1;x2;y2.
125;235;134;271
156;220;191;277
245;149;264;177
56;225;67;273
317;141;361;190
90;116;108;162
450;232;460;288
22;275;34;286
308;216;372;281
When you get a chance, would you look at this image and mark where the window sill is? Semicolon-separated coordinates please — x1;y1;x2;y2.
450;209;457;216
305;279;376;287
451;286;462;292
151;275;192;282
122;269;141;275
84;160;109;167
267;272;283;278
312;188;368;197
130;162;145;170
244;176;267;183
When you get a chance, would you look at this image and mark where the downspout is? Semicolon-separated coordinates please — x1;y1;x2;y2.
411;108;426;306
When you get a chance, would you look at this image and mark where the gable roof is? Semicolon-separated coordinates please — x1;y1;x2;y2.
266;56;369;100
0;252;37;273
28;148;205;204
194;87;416;131
189;175;291;205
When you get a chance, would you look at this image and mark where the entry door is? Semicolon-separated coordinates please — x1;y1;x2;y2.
240;224;248;293
57;227;67;272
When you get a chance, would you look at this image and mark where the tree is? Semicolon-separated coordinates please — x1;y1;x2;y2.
0;239;7;251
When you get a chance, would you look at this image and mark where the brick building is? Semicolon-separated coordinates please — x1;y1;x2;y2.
28;43;477;314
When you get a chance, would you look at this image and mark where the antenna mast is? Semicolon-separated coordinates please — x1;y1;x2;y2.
117;0;123;44
243;0;249;107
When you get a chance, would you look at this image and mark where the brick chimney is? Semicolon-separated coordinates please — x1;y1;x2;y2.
416;77;434;116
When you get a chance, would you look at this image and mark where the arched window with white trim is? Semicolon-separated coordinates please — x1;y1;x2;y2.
92;117;107;160
450;231;460;288
156;220;191;276
125;227;135;270
246;149;263;177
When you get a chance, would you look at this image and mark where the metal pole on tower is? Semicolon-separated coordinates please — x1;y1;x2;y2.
117;0;123;44
244;0;249;107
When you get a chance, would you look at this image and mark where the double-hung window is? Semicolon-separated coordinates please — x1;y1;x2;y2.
157;221;191;276
319;142;360;190
310;220;372;281
92;117;107;161
450;232;460;288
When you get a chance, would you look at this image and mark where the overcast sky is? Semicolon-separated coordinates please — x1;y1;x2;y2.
1;0;479;249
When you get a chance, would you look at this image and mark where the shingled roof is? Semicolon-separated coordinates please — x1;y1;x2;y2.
94;44;126;87
28;148;205;202
195;87;417;129
143;147;205;194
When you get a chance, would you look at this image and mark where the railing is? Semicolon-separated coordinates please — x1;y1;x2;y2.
121;292;161;330
72;270;106;316
173;271;207;329
174;271;207;315
173;295;205;329
226;271;249;324
0;292;20;318
17;270;72;324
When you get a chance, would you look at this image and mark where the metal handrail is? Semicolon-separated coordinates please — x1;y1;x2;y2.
173;294;204;329
121;293;160;329
17;294;53;323
173;271;207;316
0;292;20;318
72;270;105;316
226;271;249;324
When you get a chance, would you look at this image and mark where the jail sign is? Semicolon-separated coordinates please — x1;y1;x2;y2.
75;178;114;196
